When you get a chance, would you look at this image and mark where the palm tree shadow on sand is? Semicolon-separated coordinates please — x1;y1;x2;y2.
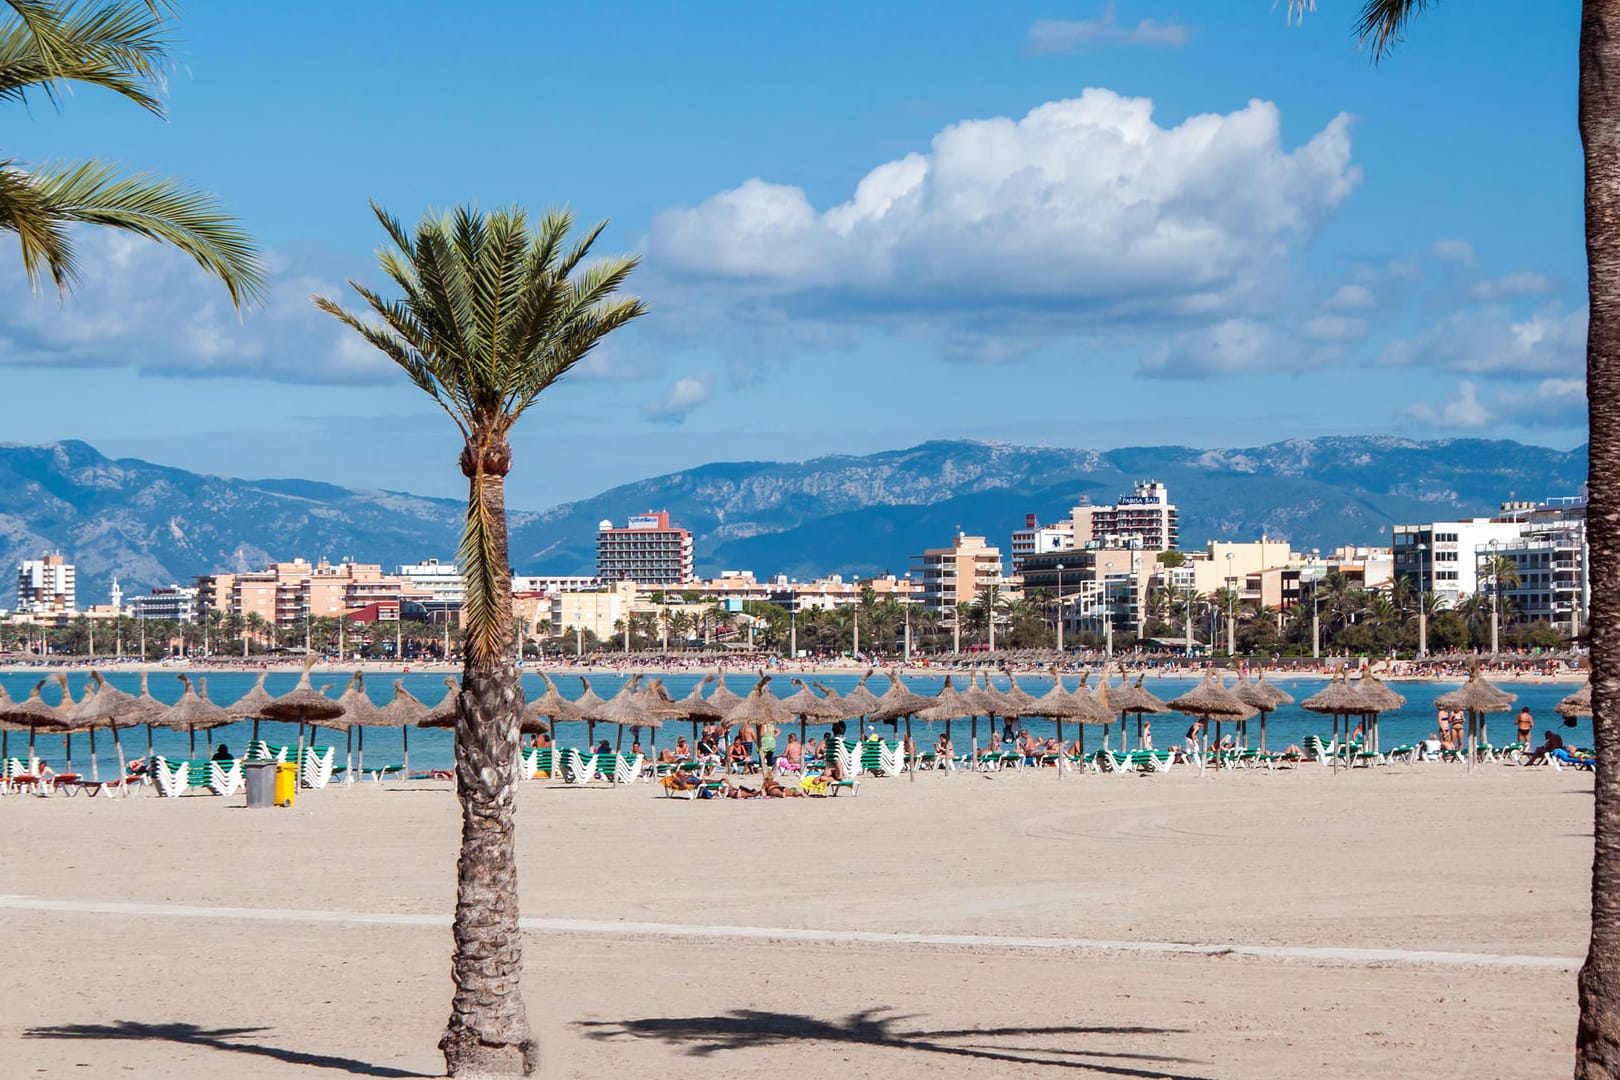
24;1020;431;1078
578;1006;1216;1079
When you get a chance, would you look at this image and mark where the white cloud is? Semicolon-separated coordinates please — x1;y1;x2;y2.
1140;318;1344;379
1508;377;1587;427
1402;381;1493;429
641;373;715;423
1027;5;1190;53
649;90;1360;362
0;229;395;384
1326;284;1376;309
1380;304;1587;377
1469;271;1557;301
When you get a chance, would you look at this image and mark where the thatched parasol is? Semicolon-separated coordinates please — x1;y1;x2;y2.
954;672;1006;747
868;669;933;725
999;670;1037;720
65;671;141;780
0;679;72;769
837;668;882;721
1169;671;1256;769
1108;669;1169;752
1556;682;1592;721
336;673;385;780
49;673;92;773
1233;672;1291;752
724;677;796;771
779;678;845;752
227;671;276;740
156;675;233;758
1301;670;1372;772
1434;668;1516;774
260;660;345;779
421;677;461;728
704;670;745;722
1023;671;1097;776
374;680;429;779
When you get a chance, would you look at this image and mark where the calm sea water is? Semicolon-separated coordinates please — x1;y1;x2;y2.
0;668;1590;776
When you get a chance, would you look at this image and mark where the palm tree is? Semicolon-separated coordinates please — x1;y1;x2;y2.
317;203;644;1077
1;1;263;302
1294;4;1619;1070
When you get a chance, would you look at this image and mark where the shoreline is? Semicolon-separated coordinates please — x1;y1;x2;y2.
0;655;1586;683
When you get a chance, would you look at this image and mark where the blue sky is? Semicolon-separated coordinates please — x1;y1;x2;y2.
0;1;1586;510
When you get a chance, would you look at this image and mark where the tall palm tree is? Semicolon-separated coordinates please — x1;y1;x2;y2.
1293;3;1620;1070
1;1;263;302
317;203;644;1077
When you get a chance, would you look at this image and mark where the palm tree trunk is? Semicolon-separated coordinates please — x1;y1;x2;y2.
1578;3;1620;1074
440;436;537;1078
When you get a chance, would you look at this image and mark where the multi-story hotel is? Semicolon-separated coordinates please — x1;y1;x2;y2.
1012;481;1179;567
912;534;1005;613
16;553;75;615
595;511;695;586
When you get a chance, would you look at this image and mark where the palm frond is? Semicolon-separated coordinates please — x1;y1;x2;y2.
0;160;73;289
1354;0;1433;61
0;0;171;114
26;160;265;304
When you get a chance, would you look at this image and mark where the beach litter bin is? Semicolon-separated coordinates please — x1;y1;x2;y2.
273;761;298;807
244;761;276;808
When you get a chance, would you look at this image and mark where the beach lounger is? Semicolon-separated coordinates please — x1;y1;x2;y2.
564;748;599;785
1302;735;1337;767
299;746;336;790
246;740;292;763
801;771;858;797
152;756;189;797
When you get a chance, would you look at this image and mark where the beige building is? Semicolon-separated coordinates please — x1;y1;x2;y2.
913;534;1005;613
550;581;638;643
198;559;429;628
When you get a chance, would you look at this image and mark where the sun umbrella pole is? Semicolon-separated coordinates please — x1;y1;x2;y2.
906;715;914;784
88;728;99;782
64;731;73;774
112;727;127;788
403;725;410;783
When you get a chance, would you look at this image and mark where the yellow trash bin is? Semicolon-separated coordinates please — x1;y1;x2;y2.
273;761;298;807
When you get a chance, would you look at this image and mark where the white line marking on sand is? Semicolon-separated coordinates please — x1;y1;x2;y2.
0;895;1579;971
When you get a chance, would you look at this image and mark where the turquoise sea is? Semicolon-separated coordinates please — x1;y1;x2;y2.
0;667;1592;777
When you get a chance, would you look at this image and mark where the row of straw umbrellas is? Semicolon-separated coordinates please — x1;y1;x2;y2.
0;661;1588;784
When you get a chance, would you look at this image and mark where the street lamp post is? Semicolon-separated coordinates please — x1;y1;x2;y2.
789;584;798;659
1103;561;1114;658
902;573;912;662
1416;541;1429;658
1488;538;1500;656
1055;563;1064;652
1309;549;1321;660
1225;552;1236;657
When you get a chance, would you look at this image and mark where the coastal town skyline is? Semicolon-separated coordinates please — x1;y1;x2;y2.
0;1;1587;509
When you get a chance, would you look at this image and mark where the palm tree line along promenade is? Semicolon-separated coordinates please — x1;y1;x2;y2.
6;480;1589;662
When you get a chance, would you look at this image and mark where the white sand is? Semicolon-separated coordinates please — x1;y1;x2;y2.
0;760;1589;1078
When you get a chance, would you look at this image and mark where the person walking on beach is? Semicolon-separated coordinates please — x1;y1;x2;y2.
1183;719;1205;760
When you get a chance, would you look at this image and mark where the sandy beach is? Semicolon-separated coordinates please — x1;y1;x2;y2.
0;759;1590;1078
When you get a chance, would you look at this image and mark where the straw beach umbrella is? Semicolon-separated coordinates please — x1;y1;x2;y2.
1168;671;1255;770
705;669;745;728
571;677;611;747
1433;668;1516;775
337;673;384;781
1300;671;1371;773
50;672;91;774
955;672;1004;747
375;680;429;779
1108;670;1169;753
1024;671;1095;778
1556;682;1592;721
423;677;461;728
838;669;882;721
1355;674;1406;755
156;675;232;757
1233;671;1293;752
0;679;72;769
227;671;276;741
780;678;844;750
723;676;796;772
918;675;970;749
260;660;346;779
66;671;142;781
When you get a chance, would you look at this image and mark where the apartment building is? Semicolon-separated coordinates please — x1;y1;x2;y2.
595;511;695;586
912;534;1005;613
17;553;75;615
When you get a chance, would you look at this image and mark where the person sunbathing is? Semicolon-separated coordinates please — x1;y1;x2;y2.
663;770;701;792
782;734;802;768
1525;730;1565;766
1421;733;1442;761
727;737;751;772
723;779;762;798
673;736;692;760
762;773;805;798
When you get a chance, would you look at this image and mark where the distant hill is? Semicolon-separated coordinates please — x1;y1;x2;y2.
0;436;1587;604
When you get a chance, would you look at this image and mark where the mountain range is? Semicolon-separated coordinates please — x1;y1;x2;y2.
0;436;1589;605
